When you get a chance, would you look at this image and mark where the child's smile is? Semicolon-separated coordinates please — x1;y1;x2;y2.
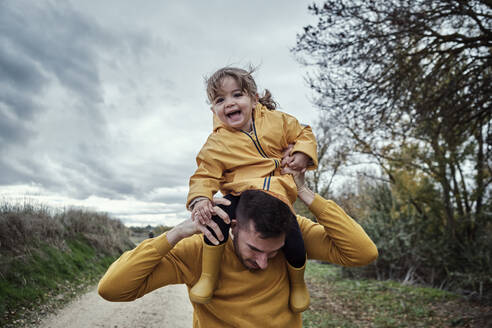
226;109;241;119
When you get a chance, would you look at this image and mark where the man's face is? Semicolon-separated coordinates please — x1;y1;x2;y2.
232;220;285;272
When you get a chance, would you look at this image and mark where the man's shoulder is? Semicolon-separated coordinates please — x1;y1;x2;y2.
296;215;311;224
296;215;317;232
176;234;202;248
171;234;203;258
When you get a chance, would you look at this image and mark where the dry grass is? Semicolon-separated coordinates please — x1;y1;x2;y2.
0;201;133;258
0;200;135;327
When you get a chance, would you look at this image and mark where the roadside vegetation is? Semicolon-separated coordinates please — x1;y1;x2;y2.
128;224;173;244
1;199;490;328
0;201;134;327
303;261;492;328
293;0;491;306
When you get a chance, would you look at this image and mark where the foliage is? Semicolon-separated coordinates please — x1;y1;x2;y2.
305;121;352;198
294;198;315;221
56;208;134;255
342;181;492;303
294;0;491;138
304;261;492;327
0;202;133;257
0;238;117;327
293;0;491;300
0;201;135;327
153;224;173;236
128;225;154;234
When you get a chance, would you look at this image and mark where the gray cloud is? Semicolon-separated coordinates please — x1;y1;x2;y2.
0;162;27;185
0;0;165;200
0;0;320;225
0;46;47;96
0;0;105;145
0;107;35;147
0;1;104;99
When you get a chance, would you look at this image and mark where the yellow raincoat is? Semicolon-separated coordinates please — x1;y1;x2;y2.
187;104;318;209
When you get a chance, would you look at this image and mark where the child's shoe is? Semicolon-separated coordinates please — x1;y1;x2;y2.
189;241;226;304
287;261;310;312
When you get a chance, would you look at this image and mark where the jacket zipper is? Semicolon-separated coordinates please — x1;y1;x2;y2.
241;117;278;191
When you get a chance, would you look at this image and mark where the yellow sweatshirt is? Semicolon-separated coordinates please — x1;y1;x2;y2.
98;194;378;328
187;104;318;209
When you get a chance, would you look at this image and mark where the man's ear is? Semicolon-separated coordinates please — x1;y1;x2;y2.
231;219;240;236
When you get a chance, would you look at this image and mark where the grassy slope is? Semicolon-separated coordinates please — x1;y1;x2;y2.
0;236;123;327
303;261;492;328
0;204;134;327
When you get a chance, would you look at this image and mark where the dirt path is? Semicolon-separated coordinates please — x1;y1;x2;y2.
36;284;193;328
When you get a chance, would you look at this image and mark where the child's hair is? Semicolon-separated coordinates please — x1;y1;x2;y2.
206;66;277;110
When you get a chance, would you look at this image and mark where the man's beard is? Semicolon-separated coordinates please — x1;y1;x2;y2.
232;233;260;272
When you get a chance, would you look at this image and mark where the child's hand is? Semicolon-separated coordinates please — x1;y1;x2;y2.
287;152;309;172
192;199;214;225
281;164;306;189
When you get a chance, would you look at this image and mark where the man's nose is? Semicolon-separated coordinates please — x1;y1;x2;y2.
256;253;268;270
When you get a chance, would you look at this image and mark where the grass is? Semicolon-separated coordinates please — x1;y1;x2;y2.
0;201;134;328
0;236;120;327
303;261;492;328
2;200;490;327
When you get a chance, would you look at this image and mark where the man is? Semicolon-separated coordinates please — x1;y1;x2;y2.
98;170;378;327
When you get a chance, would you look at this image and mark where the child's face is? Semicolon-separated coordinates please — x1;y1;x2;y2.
210;76;257;131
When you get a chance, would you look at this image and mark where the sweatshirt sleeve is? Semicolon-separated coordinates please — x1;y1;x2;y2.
282;113;318;169
98;233;201;302
187;136;225;209
299;194;378;266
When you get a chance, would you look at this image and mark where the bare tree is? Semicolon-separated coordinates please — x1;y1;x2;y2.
293;0;491;240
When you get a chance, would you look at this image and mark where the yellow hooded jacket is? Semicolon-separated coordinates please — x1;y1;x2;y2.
187;104;318;209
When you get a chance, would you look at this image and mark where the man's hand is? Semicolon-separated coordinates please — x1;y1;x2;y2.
282;165;315;206
167;197;231;246
281;165;306;189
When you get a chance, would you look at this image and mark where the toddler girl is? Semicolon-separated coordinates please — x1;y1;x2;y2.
187;66;318;313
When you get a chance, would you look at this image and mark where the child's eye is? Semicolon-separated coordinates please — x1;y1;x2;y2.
233;92;243;97
215;97;224;104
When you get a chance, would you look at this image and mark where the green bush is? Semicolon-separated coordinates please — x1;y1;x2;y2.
342;183;492;304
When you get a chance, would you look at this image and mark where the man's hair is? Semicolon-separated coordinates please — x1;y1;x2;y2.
235;190;296;238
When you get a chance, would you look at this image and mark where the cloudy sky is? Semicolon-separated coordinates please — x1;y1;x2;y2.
0;0;321;226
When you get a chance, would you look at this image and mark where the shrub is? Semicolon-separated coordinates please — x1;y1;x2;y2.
56;209;133;255
0;201;134;275
342;183;492;304
0;200;135;327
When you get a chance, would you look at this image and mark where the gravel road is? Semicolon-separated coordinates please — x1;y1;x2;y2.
36;284;193;328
